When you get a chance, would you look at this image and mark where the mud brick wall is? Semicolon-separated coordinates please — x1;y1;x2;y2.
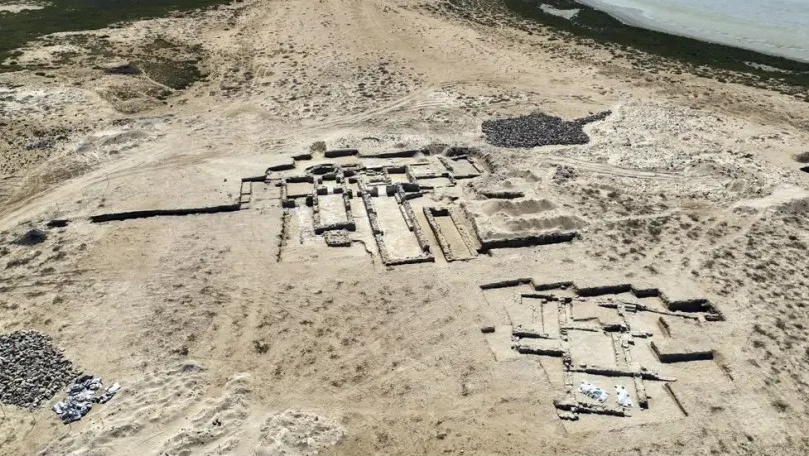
382;254;435;266
361;150;421;159
479;278;533;290
651;340;715;363
449;207;480;254
280;175;316;208
311;173;357;234
423;207;456;261
342;191;355;229
568;365;675;382
436;155;454;173
382;166;409;181
396;189;431;254
575;283;633;297
480;190;525;199
478;231;578;251
90;204;241;223
361;192;383;235
324;148;359;158
361;185;434;266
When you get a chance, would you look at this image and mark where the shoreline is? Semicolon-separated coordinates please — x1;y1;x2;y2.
1;0;807;104
496;0;809;101
575;0;809;64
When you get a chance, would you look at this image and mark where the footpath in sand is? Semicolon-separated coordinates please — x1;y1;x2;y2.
1;0;809;455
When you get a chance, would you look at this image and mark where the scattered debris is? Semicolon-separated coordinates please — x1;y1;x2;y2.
0;330;76;409
52;375;121;424
98;382;121;404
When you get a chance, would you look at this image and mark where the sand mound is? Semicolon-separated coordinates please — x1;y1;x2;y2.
156;372;253;455
256;410;345;456
733;185;809;214
480;198;557;216
501;213;584;232
467;198;585;244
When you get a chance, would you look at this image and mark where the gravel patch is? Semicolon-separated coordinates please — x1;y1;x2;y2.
0;330;76;409
482;110;611;148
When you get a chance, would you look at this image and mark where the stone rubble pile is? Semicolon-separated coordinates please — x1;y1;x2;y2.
482;110;611;148
0;330;76;409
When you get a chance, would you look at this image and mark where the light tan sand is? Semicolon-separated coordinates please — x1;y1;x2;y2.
2;0;809;455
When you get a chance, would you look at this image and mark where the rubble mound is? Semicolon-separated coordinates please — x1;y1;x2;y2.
0;330;76;409
482;110;611;148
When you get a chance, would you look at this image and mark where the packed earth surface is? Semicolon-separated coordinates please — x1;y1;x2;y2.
2;0;809;455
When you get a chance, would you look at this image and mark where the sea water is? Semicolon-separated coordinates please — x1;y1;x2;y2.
575;0;809;62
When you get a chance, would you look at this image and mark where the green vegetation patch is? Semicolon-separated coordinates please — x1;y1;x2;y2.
0;0;232;71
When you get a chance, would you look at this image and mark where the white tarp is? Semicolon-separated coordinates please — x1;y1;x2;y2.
579;381;608;402
615;385;633;407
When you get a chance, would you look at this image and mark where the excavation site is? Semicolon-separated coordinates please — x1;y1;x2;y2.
2;0;809;455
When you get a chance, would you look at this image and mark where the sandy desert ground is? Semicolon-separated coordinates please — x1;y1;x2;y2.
2;0;809;455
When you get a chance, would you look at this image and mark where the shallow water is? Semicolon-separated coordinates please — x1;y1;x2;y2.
576;0;809;63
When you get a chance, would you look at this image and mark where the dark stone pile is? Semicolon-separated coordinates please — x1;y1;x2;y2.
0;330;76;409
103;63;141;75
482;110;611;148
13;228;47;246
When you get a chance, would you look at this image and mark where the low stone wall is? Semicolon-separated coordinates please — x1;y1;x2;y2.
477;231;577;251
89;204;241;223
652;340;715;363
324;148;359;158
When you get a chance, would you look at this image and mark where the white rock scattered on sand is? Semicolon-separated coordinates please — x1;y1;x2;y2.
0;2;47;13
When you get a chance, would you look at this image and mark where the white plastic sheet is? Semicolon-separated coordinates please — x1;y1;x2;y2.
615;385;633;408
579;381;609;402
